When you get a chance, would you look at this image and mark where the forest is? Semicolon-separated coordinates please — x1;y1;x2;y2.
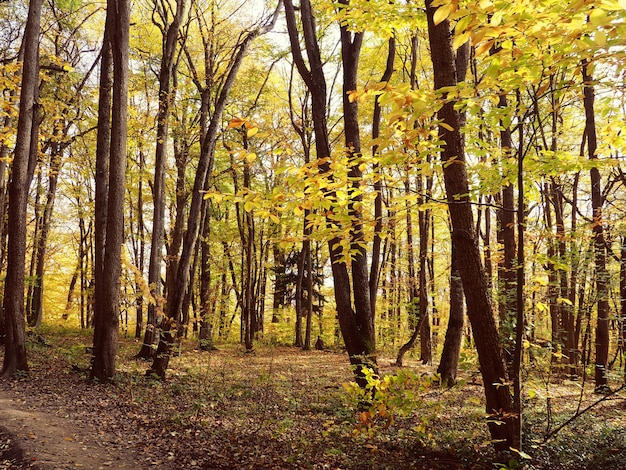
1;0;626;468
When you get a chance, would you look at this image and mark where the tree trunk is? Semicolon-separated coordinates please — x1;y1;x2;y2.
28;147;62;327
583;62;609;392
135;149;146;339
1;0;44;377
496;95;517;368
425;0;514;450
285;0;376;383
149;9;280;377
91;0;130;383
138;0;186;360
438;241;465;387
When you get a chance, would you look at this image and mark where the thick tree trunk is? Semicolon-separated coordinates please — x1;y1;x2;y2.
91;0;129;383
425;0;514;451
285;0;376;383
1;0;44;377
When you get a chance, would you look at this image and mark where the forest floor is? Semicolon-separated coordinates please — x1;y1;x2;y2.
1;326;626;469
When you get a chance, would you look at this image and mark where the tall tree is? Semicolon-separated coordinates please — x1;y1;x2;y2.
90;0;130;382
148;2;281;378
425;0;516;451
137;0;187;360
2;0;44;377
584;60;609;392
285;0;377;384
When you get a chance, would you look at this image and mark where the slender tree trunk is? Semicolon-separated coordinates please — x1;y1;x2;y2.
271;244;287;323
198;199;213;350
370;36;395;314
135;149;146;339
438;241;465;387
496;94;516;367
294;244;305;347
285;0;376;384
621;236;626;383
149;8;280;377
28;147;63;327
583;62;609;392
138;0;186;359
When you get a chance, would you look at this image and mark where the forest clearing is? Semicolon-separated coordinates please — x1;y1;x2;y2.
1;325;626;469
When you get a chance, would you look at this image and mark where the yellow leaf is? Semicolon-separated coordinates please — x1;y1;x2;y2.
593;30;607;47
247;127;259;138
434;3;455;26
452;31;471;51
245;152;257;163
440;122;454;131
269;213;280;224
589;8;611;26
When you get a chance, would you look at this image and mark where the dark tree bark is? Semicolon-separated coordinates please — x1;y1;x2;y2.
271;243;288;324
285;0;376;383
395;167;423;367
438;241;465;387
496;96;517;366
436;39;470;386
286;65;314;349
1;0;44;377
425;0;515;451
134;149;146;339
370;36;395;314
583;62;609;392
620;236;626;383
198;197;213;350
91;0;130;383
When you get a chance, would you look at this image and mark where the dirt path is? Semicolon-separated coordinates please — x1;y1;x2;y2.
0;393;135;469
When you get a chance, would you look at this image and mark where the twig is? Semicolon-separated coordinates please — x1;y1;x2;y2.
542;383;626;443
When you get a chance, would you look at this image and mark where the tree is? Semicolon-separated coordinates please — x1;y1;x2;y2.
137;0;187;360
584;60;609;392
284;0;379;384
91;0;130;383
2;0;44;377
148;1;281;378
424;0;516;451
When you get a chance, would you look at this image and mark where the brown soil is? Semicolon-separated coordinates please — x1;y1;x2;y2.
0;395;134;469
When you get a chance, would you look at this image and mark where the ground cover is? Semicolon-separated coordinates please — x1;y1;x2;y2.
1;327;625;469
